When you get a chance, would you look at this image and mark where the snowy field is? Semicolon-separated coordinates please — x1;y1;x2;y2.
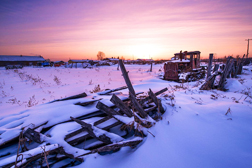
0;64;252;168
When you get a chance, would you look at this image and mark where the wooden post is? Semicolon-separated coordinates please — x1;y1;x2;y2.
234;59;240;77
213;64;219;72
207;53;213;78
238;54;245;74
119;59;136;96
190;54;193;70
150;62;153;72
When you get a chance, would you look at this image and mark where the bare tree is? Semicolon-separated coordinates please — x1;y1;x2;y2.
120;56;125;60
97;51;105;60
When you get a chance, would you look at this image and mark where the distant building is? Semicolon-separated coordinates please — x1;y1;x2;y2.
103;57;119;64
136;59;154;64
0;55;46;67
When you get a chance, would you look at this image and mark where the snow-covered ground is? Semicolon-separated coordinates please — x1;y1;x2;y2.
0;64;252;168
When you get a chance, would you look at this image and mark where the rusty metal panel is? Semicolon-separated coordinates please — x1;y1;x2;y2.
164;62;179;80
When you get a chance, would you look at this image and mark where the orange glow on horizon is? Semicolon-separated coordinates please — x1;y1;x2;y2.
0;0;251;61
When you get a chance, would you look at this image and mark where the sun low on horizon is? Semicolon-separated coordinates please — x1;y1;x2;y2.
0;0;252;61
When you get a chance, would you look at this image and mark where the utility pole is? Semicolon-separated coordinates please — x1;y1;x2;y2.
245;39;252;58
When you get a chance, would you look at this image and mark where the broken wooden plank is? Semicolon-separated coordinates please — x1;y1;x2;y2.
234;59;240;78
207;53;213;78
96;101;121;116
199;73;217;90
93;116;112;126
110;94;133;117
75;98;102;106
0;121;48;148
129;92;147;118
97;86;128;95
144;105;157;113
23;128;45;144
77;137;143;157
119;59;136;96
218;58;234;90
65;116;113;140
70;117;124;144
49;92;87;103
0;144;83;168
67;121;122;146
148;89;164;113
238;54;245;74
140;87;168;104
213;64;219;72
91;137;143;154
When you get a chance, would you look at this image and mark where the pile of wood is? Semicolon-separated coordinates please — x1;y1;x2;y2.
200;54;245;91
0;60;168;168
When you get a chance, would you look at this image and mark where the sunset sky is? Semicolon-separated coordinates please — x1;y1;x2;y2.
0;0;252;61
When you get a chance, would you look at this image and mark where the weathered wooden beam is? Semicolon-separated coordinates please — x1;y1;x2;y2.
70;117;123;144
144;105;157;113
133;115;153;128
96;101;121;116
218;57;234;90
207;53;213;78
129;92;147;118
70;117;112;144
238;54;245;74
67;121;122;146
213;64;219;72
0;145;83;168
23;128;44;144
91;138;143;154
75;99;102;106
190;54;193;69
65;116;119;143
98;86;128;95
119;59;136;96
65;116;112;140
140;87;168;104
148;89;164;113
50;92;87;103
199;73;217;90
154;87;168;96
234;58;241;77
93;116;112;126
77;138;143;157
110;94;133;117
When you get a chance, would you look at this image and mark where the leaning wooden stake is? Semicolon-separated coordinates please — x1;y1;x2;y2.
110;94;133;117
238;54;245;74
119;59;136;96
207;53;213;78
96;101;121;116
140;87;168;104
129;92;147;118
218;57;234;90
213;64;219;72
148;89;165;113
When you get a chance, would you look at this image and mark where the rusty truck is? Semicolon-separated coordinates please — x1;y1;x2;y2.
163;51;205;82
